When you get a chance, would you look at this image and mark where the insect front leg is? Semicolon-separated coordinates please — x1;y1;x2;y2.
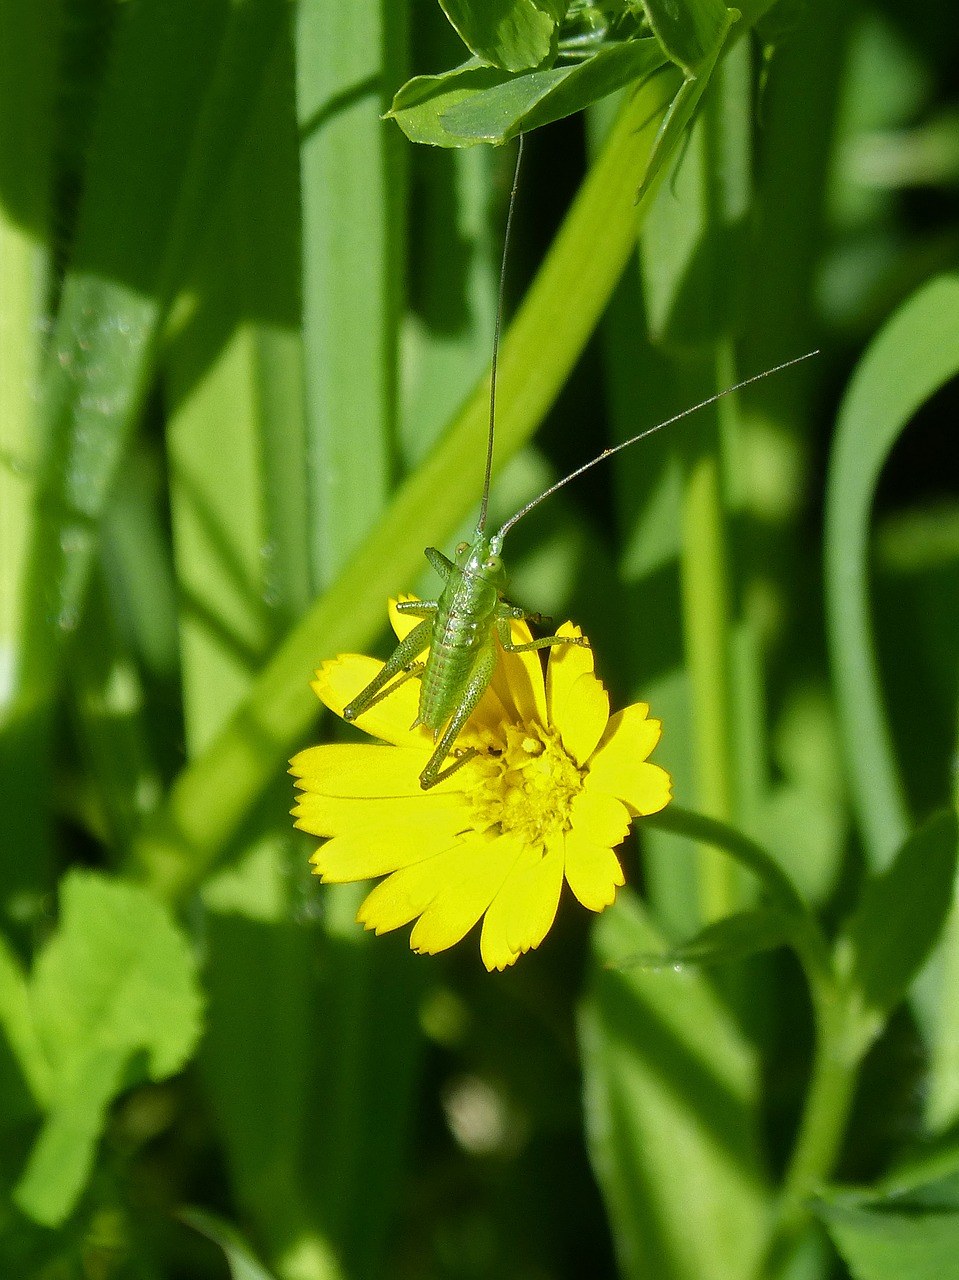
494;612;590;655
425;547;456;583
419;645;498;790
343;617;433;722
395;599;438;618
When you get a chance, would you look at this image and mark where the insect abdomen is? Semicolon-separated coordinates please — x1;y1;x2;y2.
418;609;490;733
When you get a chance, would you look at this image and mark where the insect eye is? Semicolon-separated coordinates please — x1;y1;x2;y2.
455;541;469;557
484;555;501;571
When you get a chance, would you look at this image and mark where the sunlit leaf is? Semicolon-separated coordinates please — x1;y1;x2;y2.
388;40;666;146
640;0;738;73
438;0;566;72
13;871;202;1226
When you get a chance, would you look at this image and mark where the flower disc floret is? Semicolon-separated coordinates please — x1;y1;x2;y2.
469;723;584;848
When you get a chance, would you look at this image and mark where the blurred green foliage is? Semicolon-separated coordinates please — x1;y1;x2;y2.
0;1;957;1277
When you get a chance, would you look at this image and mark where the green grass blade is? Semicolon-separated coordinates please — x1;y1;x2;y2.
297;0;406;585
67;568;161;855
295;7;427;1277
18;0;289;708
163;32;330;1278
825;274;959;870
0;0;59;917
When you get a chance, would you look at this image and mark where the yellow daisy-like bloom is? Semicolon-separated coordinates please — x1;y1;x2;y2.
291;599;671;971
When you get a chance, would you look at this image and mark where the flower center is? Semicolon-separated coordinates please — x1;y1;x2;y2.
466;722;584;849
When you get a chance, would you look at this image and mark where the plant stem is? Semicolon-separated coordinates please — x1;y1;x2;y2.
680;346;739;921
760;987;866;1278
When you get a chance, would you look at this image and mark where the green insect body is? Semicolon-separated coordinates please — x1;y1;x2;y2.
343;532;587;789
341;137;817;790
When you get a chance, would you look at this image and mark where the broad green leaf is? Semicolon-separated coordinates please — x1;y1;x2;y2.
640;0;738;73
388;40;667;147
613;907;790;970
179;1209;284;1280
581;891;767;1280
843;810;959;1025
14;871;202;1226
816;1199;959;1280
438;0;565;72
825;274;959;870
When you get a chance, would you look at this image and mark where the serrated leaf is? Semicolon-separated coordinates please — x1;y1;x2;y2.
388;39;666;147
14;870;203;1226
179;1209;283;1280
438;0;566;72
843;810;958;1023
816;1200;959;1280
613;907;790;970
640;0;738;74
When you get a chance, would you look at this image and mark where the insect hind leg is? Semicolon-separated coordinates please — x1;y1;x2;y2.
419;644;497;790
343;617;432;722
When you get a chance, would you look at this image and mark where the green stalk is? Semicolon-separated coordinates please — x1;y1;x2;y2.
759;991;867;1278
680;343;740;921
130;75;676;903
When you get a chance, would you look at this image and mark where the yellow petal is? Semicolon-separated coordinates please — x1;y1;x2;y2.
504;838;565;954
290;744;436;797
356;843;469;934
569;788;631;848
313;655;429;748
591;702;661;768
556;671;609;767
608;761;672;816
479;912;522;972
588;703;671;815
293;790;467;838
478;844;542;971
309;808;467;882
408;834;525;956
490;617;548;726
545;621;593;718
563;828;625;911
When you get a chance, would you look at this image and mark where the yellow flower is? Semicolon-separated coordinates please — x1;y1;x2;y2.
291;599;671;971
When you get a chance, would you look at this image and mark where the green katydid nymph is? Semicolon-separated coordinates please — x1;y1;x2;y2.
343;136;817;789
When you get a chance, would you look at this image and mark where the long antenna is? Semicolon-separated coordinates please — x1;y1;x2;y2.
494;350;819;544
477;134;525;534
